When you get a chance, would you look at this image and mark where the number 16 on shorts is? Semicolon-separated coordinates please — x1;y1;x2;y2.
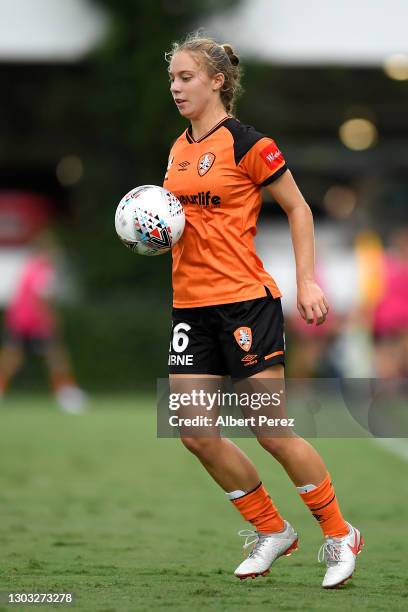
169;322;193;366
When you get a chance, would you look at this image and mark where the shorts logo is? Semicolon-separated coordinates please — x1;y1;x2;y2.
241;354;258;366
197;152;215;176
234;327;252;352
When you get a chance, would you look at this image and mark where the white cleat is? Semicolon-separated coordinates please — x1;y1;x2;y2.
56;385;88;415
318;522;364;589
234;521;299;580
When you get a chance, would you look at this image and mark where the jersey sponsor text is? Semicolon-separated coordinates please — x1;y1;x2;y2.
178;191;221;207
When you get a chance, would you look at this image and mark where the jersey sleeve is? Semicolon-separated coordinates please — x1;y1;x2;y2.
240;137;288;186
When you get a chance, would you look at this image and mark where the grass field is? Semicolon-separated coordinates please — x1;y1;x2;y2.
0;394;407;611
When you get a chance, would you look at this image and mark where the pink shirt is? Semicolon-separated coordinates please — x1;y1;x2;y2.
373;253;408;335
5;255;56;337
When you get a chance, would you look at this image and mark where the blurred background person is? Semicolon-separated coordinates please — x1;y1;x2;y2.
371;227;408;377
345;227;408;379
0;230;87;413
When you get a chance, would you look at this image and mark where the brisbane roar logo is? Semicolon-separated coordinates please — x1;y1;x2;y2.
197;152;216;176
234;327;252;352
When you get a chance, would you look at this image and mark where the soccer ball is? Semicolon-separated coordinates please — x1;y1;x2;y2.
115;185;185;256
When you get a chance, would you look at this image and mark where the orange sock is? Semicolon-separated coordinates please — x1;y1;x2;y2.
50;373;76;393
298;473;348;537
230;482;285;533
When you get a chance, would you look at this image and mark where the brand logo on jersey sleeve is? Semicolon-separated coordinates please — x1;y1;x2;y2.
259;141;284;171
197;152;216;176
234;327;253;352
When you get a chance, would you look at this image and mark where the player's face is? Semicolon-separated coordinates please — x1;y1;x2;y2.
169;51;220;120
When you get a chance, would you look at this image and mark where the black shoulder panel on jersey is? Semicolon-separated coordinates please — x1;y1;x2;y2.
223;118;266;165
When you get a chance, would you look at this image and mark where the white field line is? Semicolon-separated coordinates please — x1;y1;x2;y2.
372;438;408;461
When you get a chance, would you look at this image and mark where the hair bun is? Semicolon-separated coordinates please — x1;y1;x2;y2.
222;43;239;66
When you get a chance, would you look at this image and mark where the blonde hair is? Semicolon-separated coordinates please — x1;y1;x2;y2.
166;33;243;115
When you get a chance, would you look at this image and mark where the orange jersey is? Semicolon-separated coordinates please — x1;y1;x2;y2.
164;117;287;308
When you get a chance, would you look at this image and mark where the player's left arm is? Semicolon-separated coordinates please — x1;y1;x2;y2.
265;170;329;326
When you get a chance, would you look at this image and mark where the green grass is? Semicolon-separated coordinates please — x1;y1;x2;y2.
0;395;407;611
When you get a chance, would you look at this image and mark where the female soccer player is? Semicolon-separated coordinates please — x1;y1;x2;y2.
0;232;87;413
164;34;363;588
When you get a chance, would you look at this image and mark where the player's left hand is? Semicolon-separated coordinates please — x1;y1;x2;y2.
297;280;329;326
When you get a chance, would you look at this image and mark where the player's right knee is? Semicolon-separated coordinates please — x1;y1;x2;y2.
180;436;221;457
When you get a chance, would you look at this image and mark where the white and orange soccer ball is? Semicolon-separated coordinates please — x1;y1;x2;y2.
115;185;185;256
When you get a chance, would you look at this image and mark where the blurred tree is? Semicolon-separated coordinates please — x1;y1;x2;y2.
0;1;240;390
69;0;240;388
74;0;239;295
93;0;238;176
